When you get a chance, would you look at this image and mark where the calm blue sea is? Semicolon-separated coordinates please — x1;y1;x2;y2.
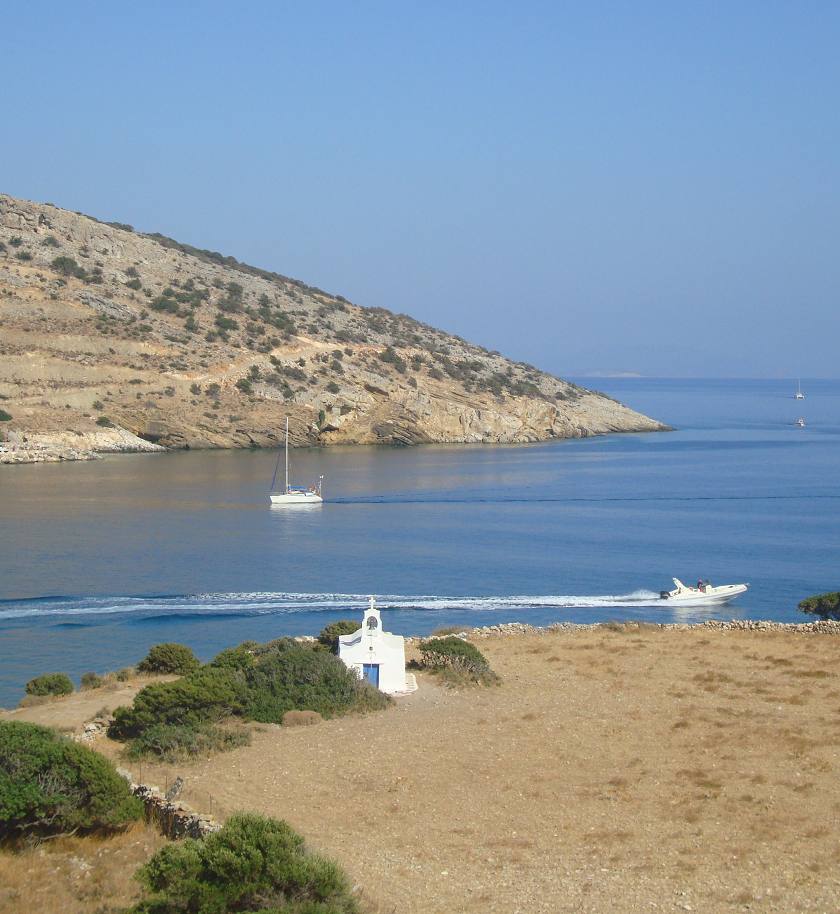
0;378;838;706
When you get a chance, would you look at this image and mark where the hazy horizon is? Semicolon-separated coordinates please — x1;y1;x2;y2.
3;3;838;378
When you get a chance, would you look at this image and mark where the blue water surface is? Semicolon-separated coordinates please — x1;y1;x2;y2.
0;378;837;706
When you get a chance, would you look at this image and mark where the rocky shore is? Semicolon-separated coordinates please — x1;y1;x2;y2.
430;617;840;638
0;427;164;464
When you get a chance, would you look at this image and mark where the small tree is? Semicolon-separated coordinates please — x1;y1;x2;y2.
137;642;199;675
799;591;840;620
0;721;142;837
25;673;73;697
317;619;360;653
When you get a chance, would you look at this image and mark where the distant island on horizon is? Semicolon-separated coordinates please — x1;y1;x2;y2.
0;193;666;464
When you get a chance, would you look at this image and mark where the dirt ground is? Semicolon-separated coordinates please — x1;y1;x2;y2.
0;822;167;914
6;626;840;913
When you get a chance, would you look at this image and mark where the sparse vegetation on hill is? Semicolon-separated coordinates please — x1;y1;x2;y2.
0;193;665;462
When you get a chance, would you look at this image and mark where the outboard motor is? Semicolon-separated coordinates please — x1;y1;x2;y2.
659;590;670;600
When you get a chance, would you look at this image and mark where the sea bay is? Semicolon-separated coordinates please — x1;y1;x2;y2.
1;377;838;707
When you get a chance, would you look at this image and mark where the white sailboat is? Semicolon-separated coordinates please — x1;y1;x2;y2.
794;379;806;400
269;417;323;505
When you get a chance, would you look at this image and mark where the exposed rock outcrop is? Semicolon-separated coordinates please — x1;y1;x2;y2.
0;193;668;463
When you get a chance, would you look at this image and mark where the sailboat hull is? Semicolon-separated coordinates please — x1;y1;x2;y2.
270;492;323;505
269;416;324;505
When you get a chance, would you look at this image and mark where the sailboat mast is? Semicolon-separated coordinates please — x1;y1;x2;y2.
285;417;289;493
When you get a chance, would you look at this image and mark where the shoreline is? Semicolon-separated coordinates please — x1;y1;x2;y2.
0;422;669;466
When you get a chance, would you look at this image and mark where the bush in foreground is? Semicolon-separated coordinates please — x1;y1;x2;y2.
418;637;500;687
0;721;142;837
25;672;73;697
799;591;840;620
131;813;357;914
137;642;200;675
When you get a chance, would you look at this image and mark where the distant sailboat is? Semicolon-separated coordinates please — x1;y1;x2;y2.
269;417;324;505
794;379;806;400
795;417;806;429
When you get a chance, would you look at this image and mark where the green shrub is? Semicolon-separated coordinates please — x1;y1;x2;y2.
126;277;142;290
137;642;200;675
326;380;340;394
9;236;23;247
0;721;142;837
95;416;115;428
80;671;104;690
215;314;238;331
42;235;60;248
25;672;73;697
115;667;134;682
125;722;250;762
130;813;357;914
0;409;12;422
799;591;840;620
235;378;252;394
109;667;246;739
317;619;360;653
418;637;499;686
16;250;32;262
50;255;86;279
209;643;256;671
244;643;389;722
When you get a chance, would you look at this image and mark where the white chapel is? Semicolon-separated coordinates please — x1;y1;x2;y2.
337;597;413;695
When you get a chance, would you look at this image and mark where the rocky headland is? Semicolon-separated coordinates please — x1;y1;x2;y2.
0;193;668;463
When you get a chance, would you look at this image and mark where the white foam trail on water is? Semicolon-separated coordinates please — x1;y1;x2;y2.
0;590;665;621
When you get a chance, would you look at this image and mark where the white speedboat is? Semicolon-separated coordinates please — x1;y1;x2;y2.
269;417;324;505
659;578;748;606
795;417;806;428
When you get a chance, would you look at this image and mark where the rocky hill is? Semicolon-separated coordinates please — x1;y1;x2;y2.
0;193;666;462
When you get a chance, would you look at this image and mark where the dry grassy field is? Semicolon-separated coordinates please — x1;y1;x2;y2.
5;625;840;913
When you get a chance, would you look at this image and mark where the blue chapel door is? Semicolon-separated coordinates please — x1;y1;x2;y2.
362;664;380;687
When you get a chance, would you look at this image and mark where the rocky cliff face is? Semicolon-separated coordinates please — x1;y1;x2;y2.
0;193;667;462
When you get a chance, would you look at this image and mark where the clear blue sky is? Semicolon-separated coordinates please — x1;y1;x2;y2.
2;2;838;377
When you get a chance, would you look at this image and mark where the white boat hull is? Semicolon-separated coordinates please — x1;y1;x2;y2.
660;581;748;607
270;492;323;505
